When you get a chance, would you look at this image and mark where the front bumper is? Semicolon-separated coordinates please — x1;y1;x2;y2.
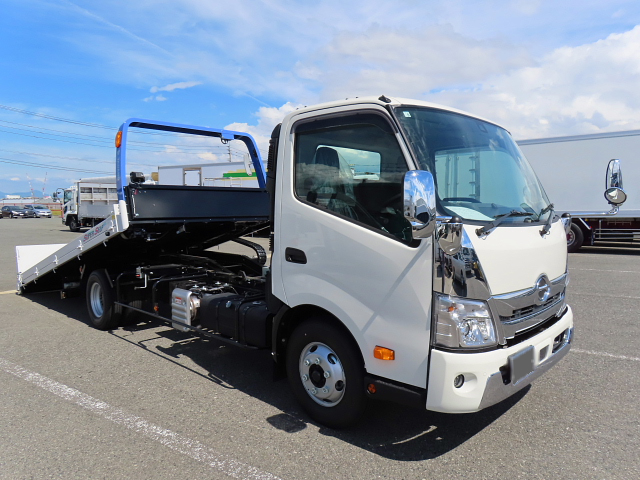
426;306;573;413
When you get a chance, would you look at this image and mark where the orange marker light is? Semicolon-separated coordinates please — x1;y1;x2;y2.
115;131;122;148
374;346;395;361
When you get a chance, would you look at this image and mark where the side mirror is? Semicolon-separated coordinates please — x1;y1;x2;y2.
130;172;145;184
605;159;626;206
605;187;627;206
404;170;437;239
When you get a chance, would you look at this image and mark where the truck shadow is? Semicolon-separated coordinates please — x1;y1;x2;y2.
26;292;528;461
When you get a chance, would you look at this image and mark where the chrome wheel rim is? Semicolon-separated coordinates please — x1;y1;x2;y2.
89;282;104;318
298;342;346;407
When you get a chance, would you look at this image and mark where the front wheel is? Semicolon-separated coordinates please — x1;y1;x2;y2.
567;223;584;253
286;318;365;429
68;216;80;232
86;270;121;330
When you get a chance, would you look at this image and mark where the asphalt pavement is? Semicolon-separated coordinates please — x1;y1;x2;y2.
1;217;638;479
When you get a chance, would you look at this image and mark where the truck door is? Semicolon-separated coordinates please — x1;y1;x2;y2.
274;107;434;388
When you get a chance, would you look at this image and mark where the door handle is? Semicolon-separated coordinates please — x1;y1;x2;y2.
285;247;307;264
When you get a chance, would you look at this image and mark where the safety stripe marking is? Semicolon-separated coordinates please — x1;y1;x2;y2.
572;348;640;362
0;290;17;295
0;357;281;480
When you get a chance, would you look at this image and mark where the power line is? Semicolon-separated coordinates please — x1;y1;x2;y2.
0;104;115;129
0;157;110;174
0;103;268;156
0;119;254;151
0;148;156;167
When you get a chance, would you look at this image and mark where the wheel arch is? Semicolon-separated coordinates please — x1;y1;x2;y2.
272;304;365;371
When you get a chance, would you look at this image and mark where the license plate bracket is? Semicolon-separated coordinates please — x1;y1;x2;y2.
509;346;535;385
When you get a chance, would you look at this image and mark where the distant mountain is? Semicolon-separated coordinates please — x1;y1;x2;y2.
0;191;44;199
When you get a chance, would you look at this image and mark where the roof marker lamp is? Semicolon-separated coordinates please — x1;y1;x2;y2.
434;294;497;349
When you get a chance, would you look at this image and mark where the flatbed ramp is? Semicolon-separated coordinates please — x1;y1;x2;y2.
16;118;269;295
17;186;269;294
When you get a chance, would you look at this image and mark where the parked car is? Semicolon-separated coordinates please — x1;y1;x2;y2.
1;205;30;218
24;204;53;218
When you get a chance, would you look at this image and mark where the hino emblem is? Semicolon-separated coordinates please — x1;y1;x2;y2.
535;275;551;304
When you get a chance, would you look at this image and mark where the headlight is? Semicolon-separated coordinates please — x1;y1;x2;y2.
433;294;497;349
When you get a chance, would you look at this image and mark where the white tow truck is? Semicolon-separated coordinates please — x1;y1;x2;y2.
16;97;597;428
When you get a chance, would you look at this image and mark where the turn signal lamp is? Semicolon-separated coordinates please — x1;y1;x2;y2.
374;346;395;360
115;131;122;148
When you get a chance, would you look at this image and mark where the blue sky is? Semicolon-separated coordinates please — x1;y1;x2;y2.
2;0;640;195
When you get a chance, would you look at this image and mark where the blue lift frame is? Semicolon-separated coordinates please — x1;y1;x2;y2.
115;118;267;200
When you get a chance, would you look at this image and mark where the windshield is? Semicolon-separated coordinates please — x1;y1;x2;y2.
63;190;73;203
395;106;551;224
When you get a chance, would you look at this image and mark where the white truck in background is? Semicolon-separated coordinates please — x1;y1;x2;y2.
518;130;635;251
17;97;600;428
54;176;118;232
158;160;260;188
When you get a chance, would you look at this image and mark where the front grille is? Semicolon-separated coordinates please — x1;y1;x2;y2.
500;293;563;324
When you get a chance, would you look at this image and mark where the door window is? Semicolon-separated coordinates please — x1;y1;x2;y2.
294;113;411;242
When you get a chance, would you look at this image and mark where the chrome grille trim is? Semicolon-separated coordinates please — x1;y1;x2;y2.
489;273;568;341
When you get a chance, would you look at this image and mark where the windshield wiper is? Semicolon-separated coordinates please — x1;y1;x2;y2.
476;210;534;237
539;203;555;236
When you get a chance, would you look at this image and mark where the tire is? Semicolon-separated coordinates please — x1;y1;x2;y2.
86;270;121;330
69;216;80;232
567;223;584;253
286;317;365;429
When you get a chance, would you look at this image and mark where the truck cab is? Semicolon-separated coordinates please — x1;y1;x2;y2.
268;97;573;425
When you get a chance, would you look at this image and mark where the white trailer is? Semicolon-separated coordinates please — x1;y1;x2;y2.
16;100;578;428
518;130;637;251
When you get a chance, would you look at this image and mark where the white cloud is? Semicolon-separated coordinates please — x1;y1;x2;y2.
294;24;531;103
197;152;222;161
143;94;168;102
224;102;301;152
150;81;202;93
426;25;640;138
11;177;20;181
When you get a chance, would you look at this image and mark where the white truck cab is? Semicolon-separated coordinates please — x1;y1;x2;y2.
268;96;573;423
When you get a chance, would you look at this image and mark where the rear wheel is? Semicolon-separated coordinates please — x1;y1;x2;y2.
567;223;584;253
86;270;121;330
286;318;365;429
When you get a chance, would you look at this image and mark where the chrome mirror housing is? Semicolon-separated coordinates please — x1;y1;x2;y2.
404;170;437;239
605;159;626;206
561;213;572;234
606;159;623;189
